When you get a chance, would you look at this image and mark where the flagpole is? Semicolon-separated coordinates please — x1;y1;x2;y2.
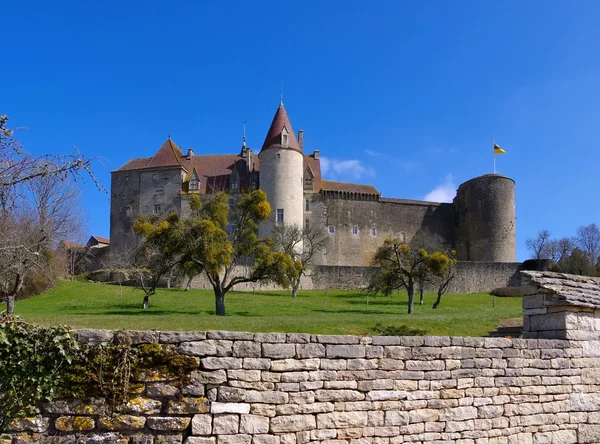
493;141;496;174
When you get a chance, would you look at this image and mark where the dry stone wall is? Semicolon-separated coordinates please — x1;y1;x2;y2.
3;328;600;444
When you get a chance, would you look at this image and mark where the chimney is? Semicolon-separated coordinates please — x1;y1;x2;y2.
313;149;320;160
186;148;194;160
298;130;304;151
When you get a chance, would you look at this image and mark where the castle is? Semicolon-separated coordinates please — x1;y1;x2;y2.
110;102;516;266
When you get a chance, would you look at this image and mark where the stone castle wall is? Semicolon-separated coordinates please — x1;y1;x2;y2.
4;328;600;444
189;262;523;294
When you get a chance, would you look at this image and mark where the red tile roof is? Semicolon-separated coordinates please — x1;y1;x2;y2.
145;139;185;169
321;180;380;195
58;240;85;250
90;235;110;245
261;103;301;153
304;154;322;193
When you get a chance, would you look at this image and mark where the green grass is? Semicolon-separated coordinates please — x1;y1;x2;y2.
11;281;522;336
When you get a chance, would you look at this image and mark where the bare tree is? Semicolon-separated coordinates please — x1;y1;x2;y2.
273;224;329;297
547;237;575;264
575;223;600;267
0;114;101;313
525;230;552;260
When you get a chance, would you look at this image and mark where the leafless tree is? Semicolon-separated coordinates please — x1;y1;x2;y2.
0;114;101;313
575;223;600;267
525;229;552;260
273;224;329;297
547;237;575;264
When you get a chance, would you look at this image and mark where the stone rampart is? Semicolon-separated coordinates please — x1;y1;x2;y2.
189;262;523;294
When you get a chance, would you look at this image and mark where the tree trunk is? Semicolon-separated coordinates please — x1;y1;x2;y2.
292;278;300;298
142;294;150;309
433;290;442;309
7;295;15;315
184;276;193;291
419;288;424;305
407;285;414;314
215;287;226;316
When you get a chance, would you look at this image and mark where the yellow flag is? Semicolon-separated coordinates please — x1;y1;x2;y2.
493;142;506;155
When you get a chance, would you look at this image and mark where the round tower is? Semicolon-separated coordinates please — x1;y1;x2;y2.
454;174;516;262
258;103;304;246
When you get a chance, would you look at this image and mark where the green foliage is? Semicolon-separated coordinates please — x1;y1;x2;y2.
62;341;197;407
371;323;427;336
0;316;79;418
0;317;197;423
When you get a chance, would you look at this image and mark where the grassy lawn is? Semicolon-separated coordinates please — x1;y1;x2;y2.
10;281;523;337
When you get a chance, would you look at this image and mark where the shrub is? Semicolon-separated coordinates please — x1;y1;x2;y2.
490;287;523;297
372;323;427;336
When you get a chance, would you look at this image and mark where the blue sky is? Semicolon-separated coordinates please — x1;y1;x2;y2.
4;1;600;260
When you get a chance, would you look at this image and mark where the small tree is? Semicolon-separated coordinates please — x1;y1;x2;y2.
273;224;329;297
425;250;457;309
368;238;428;314
575;223;600;268
525;229;552;260
133;214;185;309
181;190;292;316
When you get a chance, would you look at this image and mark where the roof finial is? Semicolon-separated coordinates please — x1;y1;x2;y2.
242;121;247;148
168;134;171;139
280;81;284;105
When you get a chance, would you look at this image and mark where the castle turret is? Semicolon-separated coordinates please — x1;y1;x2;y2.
454;174;516;262
258;103;304;245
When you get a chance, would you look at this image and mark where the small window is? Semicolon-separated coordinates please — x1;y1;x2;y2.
400;232;406;242
277;153;281;162
305;199;310;212
230;180;239;191
153;204;161;215
125;206;132;218
125;176;129;184
282;134;288;145
189;176;199;191
305;219;310;230
152;173;157;182
352;226;359;235
304;177;313;188
371;227;377;237
328;225;335;234
276;208;284;226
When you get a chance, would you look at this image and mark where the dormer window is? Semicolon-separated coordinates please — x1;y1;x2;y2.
189;172;199;192
281;125;289;148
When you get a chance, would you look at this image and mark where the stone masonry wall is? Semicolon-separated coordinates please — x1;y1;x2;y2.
189;262;522;294
4;328;600;444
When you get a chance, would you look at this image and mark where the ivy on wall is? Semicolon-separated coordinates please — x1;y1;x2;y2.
0;316;197;426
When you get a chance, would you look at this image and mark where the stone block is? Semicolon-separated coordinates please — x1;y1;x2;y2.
147;417;191;431
255;333;287;343
271;358;320;371
159;331;207;343
263;343;297;359
125;397;162;415
166;397;210;414
296;343;326;358
211;403;251;414
147;383;180;397
55;416;95;432
201;357;242;369
98;414;146;430
244;358;272;370
317;411;368;429
74;328;114;345
191;369;227;384
155;435;183;444
233;341;262;357
191;414;212;435
184;438;216;444
270;414;316;433
240;414;270;434
207;330;254;340
218;435;251;444
580;424;600;443
212;414;240;434
316;335;360;344
253;435;280;444
326;345;366;358
114;330;159;345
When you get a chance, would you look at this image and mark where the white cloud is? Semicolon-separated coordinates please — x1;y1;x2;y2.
320;157;374;181
424;174;457;203
364;149;385;158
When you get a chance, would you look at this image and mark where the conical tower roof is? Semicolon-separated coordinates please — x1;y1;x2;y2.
261;103;302;153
